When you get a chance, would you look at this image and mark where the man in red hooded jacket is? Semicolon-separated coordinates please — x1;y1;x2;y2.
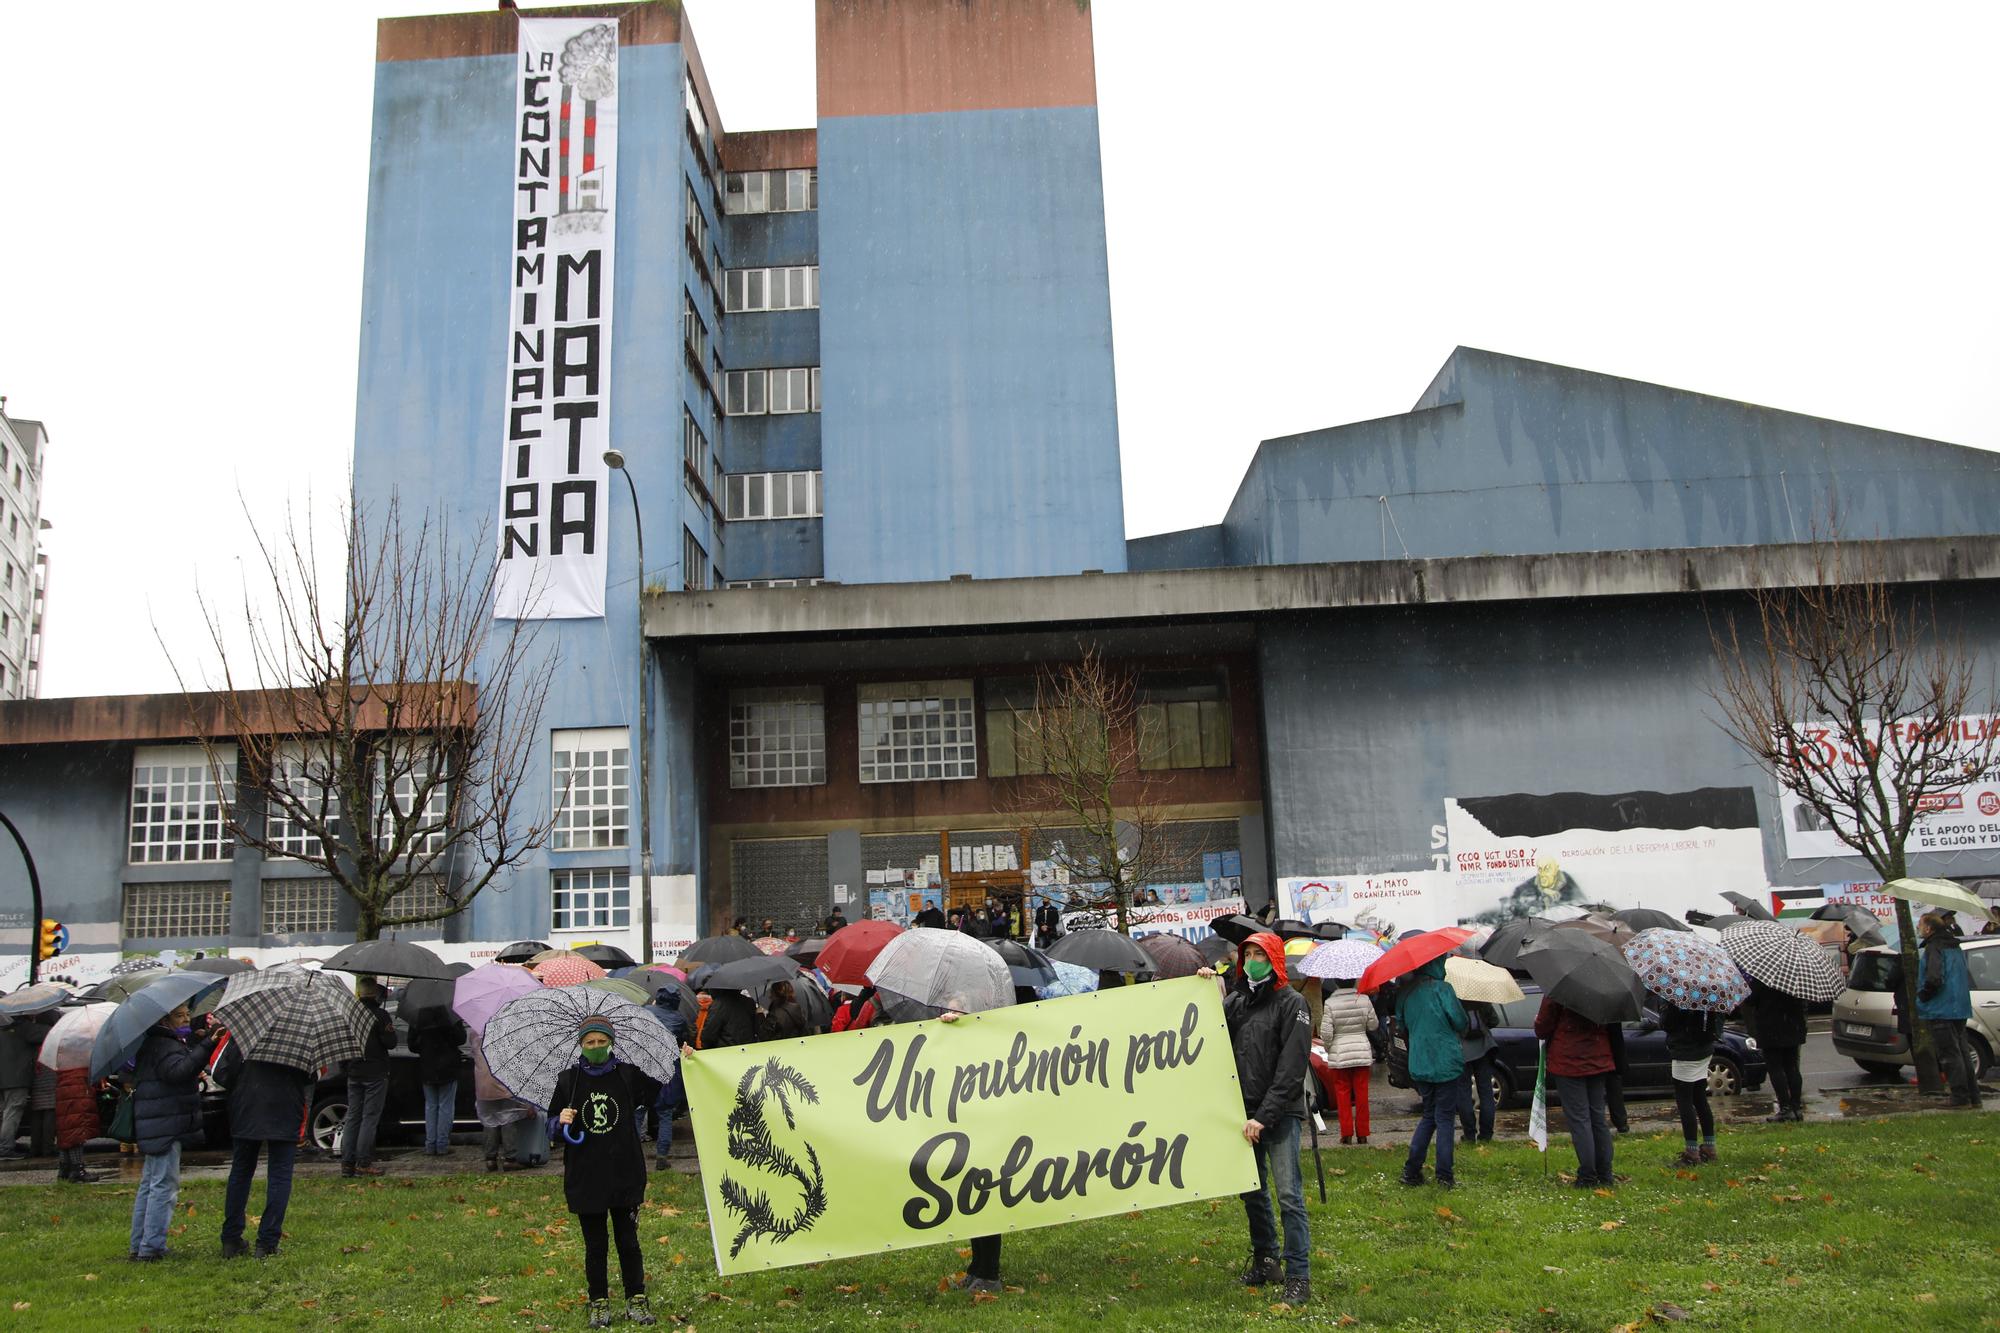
1210;931;1313;1306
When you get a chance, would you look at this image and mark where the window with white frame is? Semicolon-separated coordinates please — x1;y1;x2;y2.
729;687;826;788
725;266;819;313
725;470;821;521
552;867;631;931
683;527;709;592
130;745;235;863
722;168;816;215
683;410;718;501
858;681;978;783
551;727;630;851
725;367;819;417
685;179;708;252
683;294;710;365
266;744;340;860
374;748;449;857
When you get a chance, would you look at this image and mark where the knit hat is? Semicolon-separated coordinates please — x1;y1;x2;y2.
577;1015;616;1043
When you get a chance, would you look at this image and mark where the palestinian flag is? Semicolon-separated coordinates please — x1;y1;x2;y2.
1771;887;1825;921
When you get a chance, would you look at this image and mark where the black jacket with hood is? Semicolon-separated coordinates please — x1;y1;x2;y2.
1222;930;1313;1127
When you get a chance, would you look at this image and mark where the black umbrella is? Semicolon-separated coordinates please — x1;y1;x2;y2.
984;938;1059;988
696;954;800;994
678;934;762;966
786;936;831;965
397;977;459;1028
793;973;834;1032
1312;922;1349;941
1047;930;1158;976
1705;913;1753;930
1209;914;1263;945
1611;907;1690;934
1515;931;1646;1026
494;940;551;965
1720;892;1775;922
1196;935;1235;967
1479;917;1552;970
322;938;457;980
1273;918;1318;940
574;943;637;969
179;956;253;976
1810;904;1888;951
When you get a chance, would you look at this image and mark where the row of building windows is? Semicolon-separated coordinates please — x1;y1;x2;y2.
724;266;818;313
726;674;1233;790
723;169;816;215
725;367;820;417
725;470;821;522
725;578;824;590
121;876;454;940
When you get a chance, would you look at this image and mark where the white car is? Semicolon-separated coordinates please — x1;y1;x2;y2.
1831;937;2000;1080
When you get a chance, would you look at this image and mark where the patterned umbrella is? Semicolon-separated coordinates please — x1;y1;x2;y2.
452;962;541;1035
752;935;791;956
1034;960;1098;1000
816;920;904;985
482;987;679;1111
110;957;166;976
1297;938;1384;981
866;927;1013;1014
1137;933;1206;980
677;935;762;967
36;1004;111;1072
207;963;375;1073
1443;955;1525;1004
1621;928;1750;1013
533;954;608;987
1718;921;1845;1003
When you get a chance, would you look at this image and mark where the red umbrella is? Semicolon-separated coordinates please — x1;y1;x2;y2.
1357;927;1476;995
816;920;905;985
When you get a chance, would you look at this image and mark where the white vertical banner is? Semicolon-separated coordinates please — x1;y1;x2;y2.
496;17;620;620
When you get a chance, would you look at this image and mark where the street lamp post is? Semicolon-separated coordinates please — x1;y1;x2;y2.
603;449;655;965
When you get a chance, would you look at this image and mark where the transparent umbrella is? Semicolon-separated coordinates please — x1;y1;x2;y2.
866;928;1012;1014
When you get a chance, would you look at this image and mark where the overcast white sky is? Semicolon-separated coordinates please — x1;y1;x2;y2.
2;1;1995;699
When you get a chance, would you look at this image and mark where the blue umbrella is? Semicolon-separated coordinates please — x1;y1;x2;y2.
1034;960;1099;1000
89;971;223;1082
0;982;73;1019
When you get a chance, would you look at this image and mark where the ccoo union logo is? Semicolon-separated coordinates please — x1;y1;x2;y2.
1980;792;2000;817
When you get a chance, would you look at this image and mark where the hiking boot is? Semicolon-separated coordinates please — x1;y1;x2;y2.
254;1243;280;1259
352;1165;384;1177
1435;1176;1456;1190
1356;1135;1369;1145
221;1239;250;1260
957;1276;1002;1295
1764;1110;1791;1124
1237;1253;1280;1287
1671;1148;1703;1168
1399;1167;1426;1187
485;1157;500;1173
585;1298;615;1329
1698;1145;1717;1164
625;1294;657;1325
1280;1276;1311;1306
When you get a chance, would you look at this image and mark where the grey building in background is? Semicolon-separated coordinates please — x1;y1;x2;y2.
0;403;47;700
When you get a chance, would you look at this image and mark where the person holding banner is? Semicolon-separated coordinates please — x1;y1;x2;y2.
550;1016;662;1328
1213;933;1314;1307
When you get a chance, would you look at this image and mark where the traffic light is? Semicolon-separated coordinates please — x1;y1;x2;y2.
36;919;63;962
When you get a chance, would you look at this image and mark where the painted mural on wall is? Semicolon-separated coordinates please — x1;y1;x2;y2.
1445;788;1766;923
496;17;621;620
1778;713;2000;859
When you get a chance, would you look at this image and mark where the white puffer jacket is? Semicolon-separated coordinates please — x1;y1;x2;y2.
1318;987;1379;1069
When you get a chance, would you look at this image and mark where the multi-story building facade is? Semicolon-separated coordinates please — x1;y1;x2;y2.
0;404;47;700
2;3;1998;980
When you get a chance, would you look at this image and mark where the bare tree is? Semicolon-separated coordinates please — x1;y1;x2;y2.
1005;648;1205;935
169;494;560;941
1709;532;1998;1092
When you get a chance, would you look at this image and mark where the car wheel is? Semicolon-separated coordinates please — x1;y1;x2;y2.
1970;1035;1993;1083
1707;1056;1743;1097
1854;1059;1902;1078
1490;1065;1517;1111
310;1096;348;1155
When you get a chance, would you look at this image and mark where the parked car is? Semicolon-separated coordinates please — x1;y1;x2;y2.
1830;938;2000;1080
1387;986;1766;1107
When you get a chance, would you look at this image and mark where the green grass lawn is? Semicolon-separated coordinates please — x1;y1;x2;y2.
1;1113;1995;1332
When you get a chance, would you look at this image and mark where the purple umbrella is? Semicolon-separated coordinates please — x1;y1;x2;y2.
451;962;540;1036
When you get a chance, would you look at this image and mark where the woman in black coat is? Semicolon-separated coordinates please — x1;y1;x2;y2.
551;1016;662;1328
214;1036;312;1257
1744;978;1809;1122
128;1005;214;1260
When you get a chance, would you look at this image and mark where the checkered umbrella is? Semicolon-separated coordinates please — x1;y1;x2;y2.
1297;938;1386;981
482;986;679;1112
110;957;166;976
1717;922;1845;1003
532;954;608;987
208;963;374;1073
1621;928;1750;1013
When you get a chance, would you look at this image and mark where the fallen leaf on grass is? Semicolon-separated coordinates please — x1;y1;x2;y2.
1036;1273;1052;1284
973;1291;999;1305
1542;1266;1566;1275
1704;1244;1722;1259
1435;1206;1458;1221
956;1247;972;1259
1593;1188;1616;1198
11;1303;28;1313
1760;1257;1780;1268
1701;1282;1722;1293
834;1284;860;1295
1336;1317;1359;1328
775;1300;797;1310
1600;1221;1624;1231
1004;1285;1024;1294
1915;1294;1937;1304
476;1297;501;1307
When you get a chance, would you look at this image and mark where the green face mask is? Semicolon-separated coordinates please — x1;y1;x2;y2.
1244;957;1273;983
581;1044;612;1066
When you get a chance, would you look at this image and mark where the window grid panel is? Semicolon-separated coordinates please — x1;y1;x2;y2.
261;877;342;935
723;169;817;215
729;836;828;936
265;752;339;860
123;882;232;939
857;681;979;784
552;868;632;932
729;688;827;789
129;751;235;864
724;470;824;522
723;265;820;314
375;753;449;857
387;877;452;923
551;730;632;851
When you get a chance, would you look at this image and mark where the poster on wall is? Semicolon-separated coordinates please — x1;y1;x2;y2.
1777;714;2000;859
1275;873;1457;940
495;16;621;620
1444;787;1768;924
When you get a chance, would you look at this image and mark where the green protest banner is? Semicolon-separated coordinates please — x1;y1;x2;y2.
681;976;1258;1274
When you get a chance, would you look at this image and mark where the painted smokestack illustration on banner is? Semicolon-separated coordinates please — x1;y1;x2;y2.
496;17;620;620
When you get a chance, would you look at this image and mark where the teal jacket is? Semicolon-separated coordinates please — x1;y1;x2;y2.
1396;957;1469;1084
